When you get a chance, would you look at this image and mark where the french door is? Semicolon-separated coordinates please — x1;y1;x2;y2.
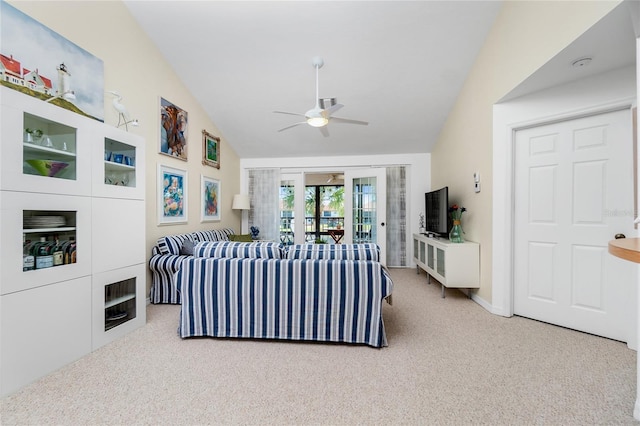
344;168;387;264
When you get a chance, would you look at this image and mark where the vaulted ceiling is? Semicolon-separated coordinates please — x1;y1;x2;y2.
124;1;502;159
124;1;635;160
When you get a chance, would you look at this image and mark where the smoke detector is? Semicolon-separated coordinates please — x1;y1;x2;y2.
571;57;593;68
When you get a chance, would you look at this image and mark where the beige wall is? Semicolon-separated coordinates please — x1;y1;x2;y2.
9;1;242;295
431;1;621;303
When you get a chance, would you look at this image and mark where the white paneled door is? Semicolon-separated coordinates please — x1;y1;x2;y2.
514;108;636;343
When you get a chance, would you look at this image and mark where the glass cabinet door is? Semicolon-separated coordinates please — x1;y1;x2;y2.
427;244;435;269
104;138;136;187
436;248;445;277
23;112;77;181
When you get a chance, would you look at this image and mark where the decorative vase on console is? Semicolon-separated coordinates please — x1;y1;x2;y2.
448;204;466;243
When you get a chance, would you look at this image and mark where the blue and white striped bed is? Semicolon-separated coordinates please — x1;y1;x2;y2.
177;257;393;348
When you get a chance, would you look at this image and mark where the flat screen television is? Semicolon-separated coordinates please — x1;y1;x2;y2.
425;186;449;237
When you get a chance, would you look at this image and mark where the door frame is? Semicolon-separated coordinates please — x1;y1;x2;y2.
492;97;636;318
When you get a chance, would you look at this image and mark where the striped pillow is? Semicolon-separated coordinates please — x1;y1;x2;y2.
193;241;284;259
156;233;196;255
192;228;234;242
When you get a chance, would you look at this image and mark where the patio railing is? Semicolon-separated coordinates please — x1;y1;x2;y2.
279;216;344;244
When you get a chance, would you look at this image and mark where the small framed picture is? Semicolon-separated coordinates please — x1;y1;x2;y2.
201;175;221;222
159;97;188;161
158;164;187;225
202;129;220;169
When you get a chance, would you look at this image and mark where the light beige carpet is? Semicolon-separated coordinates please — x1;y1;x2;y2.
1;268;636;425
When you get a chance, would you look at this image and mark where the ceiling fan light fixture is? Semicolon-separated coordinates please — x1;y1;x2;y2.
307;116;328;127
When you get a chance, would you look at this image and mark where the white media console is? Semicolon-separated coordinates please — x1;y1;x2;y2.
412;233;480;298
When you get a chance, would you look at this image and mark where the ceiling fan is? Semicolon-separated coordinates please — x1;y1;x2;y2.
274;57;368;137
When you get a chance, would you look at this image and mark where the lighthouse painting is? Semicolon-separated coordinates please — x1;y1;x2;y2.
0;1;104;121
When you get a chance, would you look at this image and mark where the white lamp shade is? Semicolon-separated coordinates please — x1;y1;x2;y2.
232;194;250;210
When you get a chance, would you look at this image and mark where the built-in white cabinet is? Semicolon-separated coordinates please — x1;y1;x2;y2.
413;233;479;298
0;276;92;396
0;87;146;396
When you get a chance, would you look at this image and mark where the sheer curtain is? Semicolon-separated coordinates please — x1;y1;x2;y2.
247;169;280;241
386;166;407;266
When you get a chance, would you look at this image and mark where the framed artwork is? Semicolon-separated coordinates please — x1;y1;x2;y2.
201;175;221;222
159;97;188;160
158;164;187;225
1;1;105;121
202;129;220;169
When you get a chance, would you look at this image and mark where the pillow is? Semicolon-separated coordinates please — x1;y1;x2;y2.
179;239;195;256
194;241;284;259
192;228;234;242
286;243;380;261
229;234;253;242
156;233;194;255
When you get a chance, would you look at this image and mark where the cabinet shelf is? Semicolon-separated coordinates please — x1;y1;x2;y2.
105;293;135;309
23;142;77;159
104;160;135;172
23;226;76;233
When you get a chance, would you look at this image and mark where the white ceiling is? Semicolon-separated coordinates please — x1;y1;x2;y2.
124;1;636;160
124;1;503;159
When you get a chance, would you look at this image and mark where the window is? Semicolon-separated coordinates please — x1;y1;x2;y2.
304;185;344;243
279;180;294;244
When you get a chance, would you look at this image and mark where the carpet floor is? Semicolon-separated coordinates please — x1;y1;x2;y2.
0;267;637;425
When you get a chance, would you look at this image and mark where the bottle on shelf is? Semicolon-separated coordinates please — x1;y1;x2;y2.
64;237;76;264
52;235;64;266
22;235;35;271
35;236;53;269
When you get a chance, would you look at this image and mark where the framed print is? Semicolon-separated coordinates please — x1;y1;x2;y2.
159;97;188;160
158;164;187;225
1;1;105;121
201;175;221;222
202;129;220;169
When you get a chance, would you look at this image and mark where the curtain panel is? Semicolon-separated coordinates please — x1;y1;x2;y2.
248;169;280;241
386;166;406;266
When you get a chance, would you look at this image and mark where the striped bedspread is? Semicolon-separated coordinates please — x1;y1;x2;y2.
177;257;393;348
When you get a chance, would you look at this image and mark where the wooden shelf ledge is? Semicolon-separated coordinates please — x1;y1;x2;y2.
609;238;640;264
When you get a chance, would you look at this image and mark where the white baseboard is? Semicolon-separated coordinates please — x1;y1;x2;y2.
470;292;512;318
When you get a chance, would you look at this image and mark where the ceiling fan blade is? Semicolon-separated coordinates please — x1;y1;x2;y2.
274;110;306;117
319;126;330;137
323;103;344;117
330;117;369;126
278;122;307;132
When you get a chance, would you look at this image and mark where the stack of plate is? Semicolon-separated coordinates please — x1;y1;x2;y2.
24;215;66;229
